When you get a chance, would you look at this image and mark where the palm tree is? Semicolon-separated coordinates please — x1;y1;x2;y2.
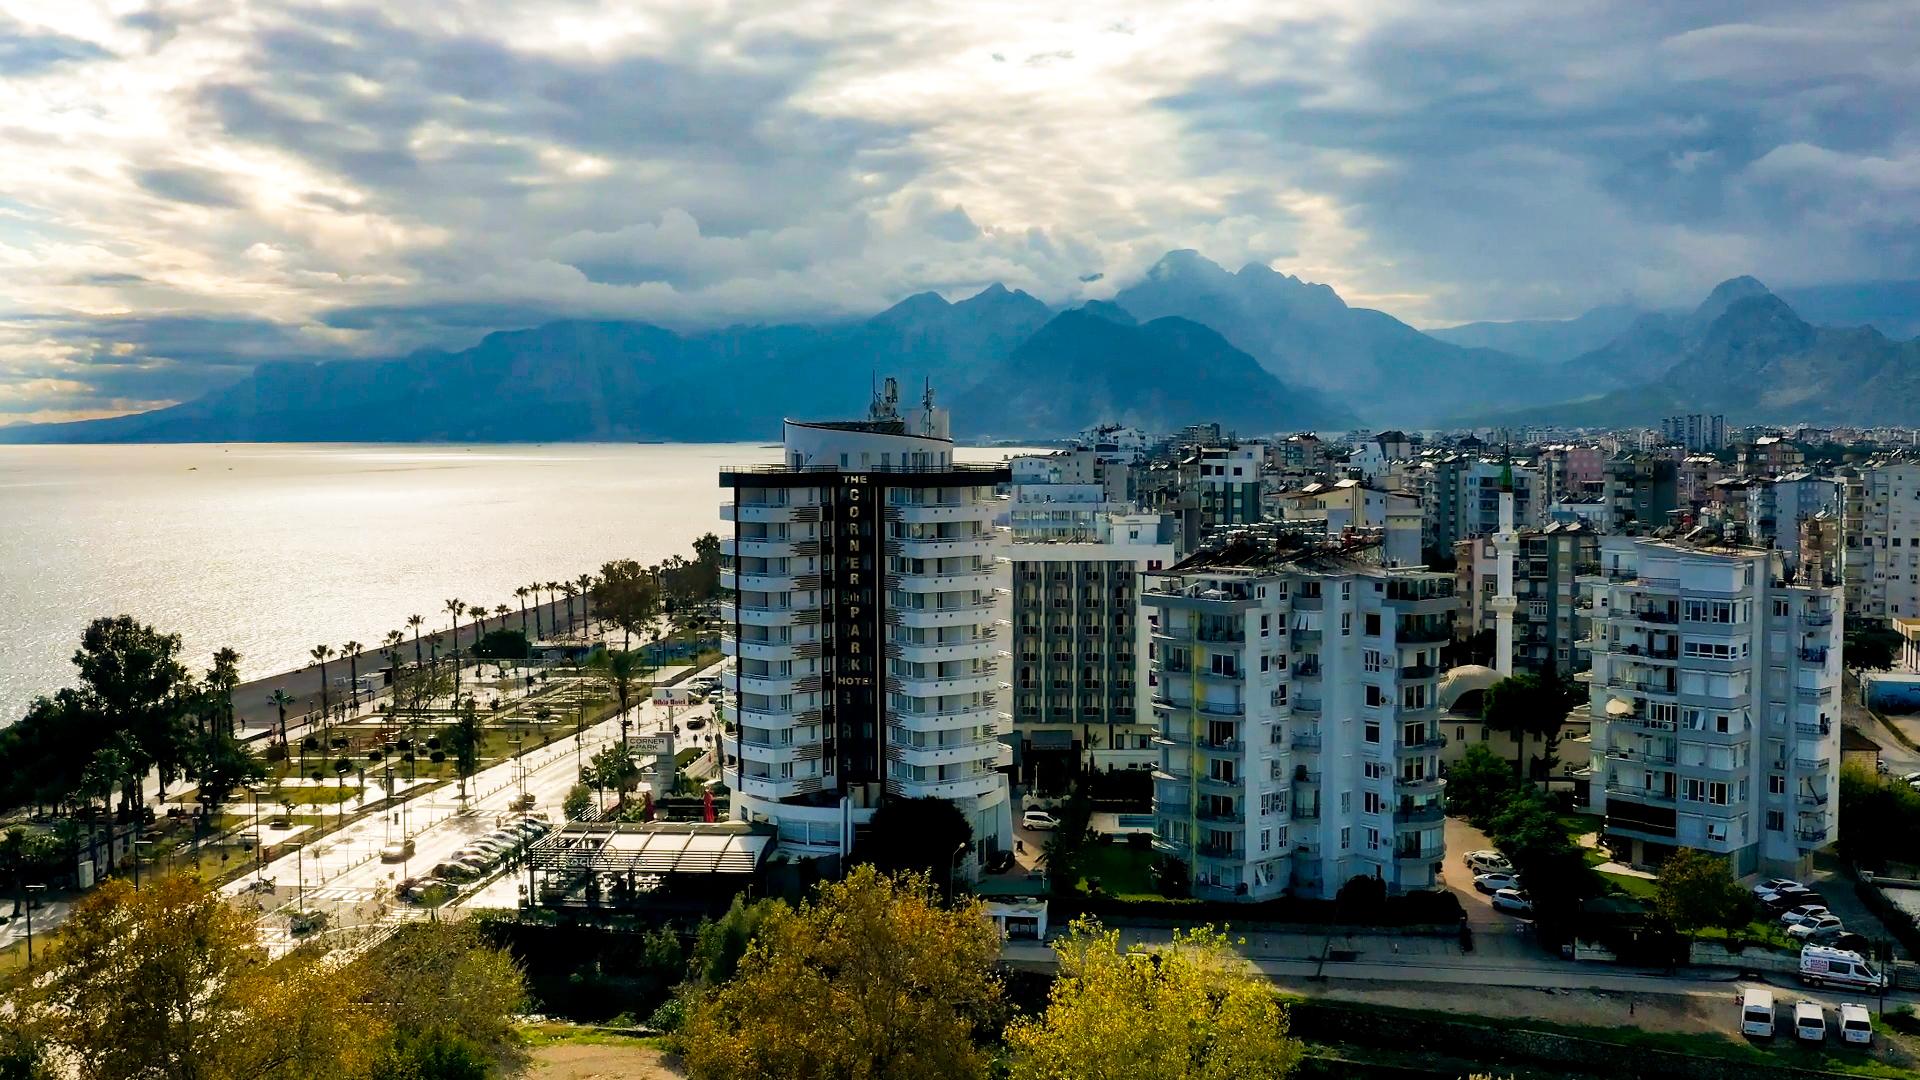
342;640;364;708
444;597;464;701
309;643;334;731
407;614;426;666
576;573;596;636
515;586;531;637
529;582;546;638
208;647;242;736
267;689;295;745
468;603;487;649
591;648;644;746
562;582;579;637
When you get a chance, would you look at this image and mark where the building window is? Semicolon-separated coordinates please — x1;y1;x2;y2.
1766;810;1785;832
1364;791;1384;815
1260;614;1271;637
1341;612;1351;636
1768;774;1786;795
1365;612;1381;636
1364;760;1386;780
1364;720;1381;744
1340;827;1351;850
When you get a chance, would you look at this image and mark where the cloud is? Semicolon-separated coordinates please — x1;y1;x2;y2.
0;0;1917;419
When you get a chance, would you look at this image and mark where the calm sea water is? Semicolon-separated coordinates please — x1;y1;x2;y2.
0;442;1027;723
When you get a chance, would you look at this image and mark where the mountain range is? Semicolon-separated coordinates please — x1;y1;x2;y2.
5;253;1918;443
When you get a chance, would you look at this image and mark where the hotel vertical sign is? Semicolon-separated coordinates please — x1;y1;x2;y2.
830;474;883;785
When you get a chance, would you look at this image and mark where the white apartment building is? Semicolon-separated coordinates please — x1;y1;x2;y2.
1143;532;1453;901
718;381;1013;863
1842;459;1920;621
1581;535;1842;876
1003;451;1178;790
1746;472;1842;551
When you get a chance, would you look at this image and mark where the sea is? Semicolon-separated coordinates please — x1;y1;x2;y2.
0;442;1029;724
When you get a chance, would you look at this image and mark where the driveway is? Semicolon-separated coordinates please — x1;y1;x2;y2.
1442;816;1508;928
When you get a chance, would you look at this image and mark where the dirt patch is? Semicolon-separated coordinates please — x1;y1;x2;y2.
528;1042;685;1079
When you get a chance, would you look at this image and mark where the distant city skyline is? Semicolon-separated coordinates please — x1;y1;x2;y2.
2;1;1917;424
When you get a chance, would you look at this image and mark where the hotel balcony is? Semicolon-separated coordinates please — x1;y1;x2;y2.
724;637;821;662
886;672;999;697
720;537;823;559
885;535;997;558
886;637;998;664
736;671;825;696
727;768;826;801
885;736;1009;769
1603;780;1677;805
1291;729;1322;751
890;603;998;629
1395;774;1446;795
887;503;998;524
717;600;822;627
720;503;822;524
884;772;1005;801
888;569;999;593
890;704;1001;732
1394;803;1446;825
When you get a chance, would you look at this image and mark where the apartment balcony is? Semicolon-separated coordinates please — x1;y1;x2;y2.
885;736;1008;769
720;537;823;559
1195;626;1246;643
1293;698;1322;716
1799;647;1830;664
720;502;821;524
1196;738;1245;756
1144;583;1257;611
1794;685;1834;703
1795;825;1830;845
1623;608;1679;625
1150;623;1193;643
734;738;808;764
1291;804;1321;821
1796;790;1831;806
1394;803;1446;825
1793;754;1831;772
1197;774;1242;793
1195;805;1245;825
887;502;997;524
1603;781;1676;805
1604;744;1676;766
1396;840;1446;862
1395;774;1446;795
1291;768;1321;785
1395;623;1450;645
1195;667;1247;686
885;772;1005;801
1400;663;1438;680
1615;643;1679;663
1793;718;1829;738
1801;611;1834;628
1291;730;1322;751
1399;732;1448;752
1151;728;1190;749
1291;627;1323;645
1194;841;1240;860
1291;661;1322;679
728;769;826;800
891;603;998;629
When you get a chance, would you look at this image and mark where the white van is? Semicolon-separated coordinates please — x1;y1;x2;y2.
1793;1001;1826;1043
1799;945;1888;991
1740;989;1776;1037
1838;1003;1872;1046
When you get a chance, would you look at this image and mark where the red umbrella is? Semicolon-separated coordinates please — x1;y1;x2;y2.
702;788;716;823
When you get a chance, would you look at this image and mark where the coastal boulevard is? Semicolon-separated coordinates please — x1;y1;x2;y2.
225;663;724;956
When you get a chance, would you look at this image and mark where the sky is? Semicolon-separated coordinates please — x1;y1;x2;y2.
2;0;1917;424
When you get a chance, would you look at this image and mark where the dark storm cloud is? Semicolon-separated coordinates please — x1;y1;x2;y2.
0;18;112;73
1156;1;1920;316
134;166;246;208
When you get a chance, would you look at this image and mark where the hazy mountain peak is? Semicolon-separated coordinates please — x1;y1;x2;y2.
1688;275;1774;331
1698;292;1812;350
1077;299;1137;326
869;290;952;326
1146;249;1231;282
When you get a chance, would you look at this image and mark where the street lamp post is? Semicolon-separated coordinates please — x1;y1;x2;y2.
23;883;47;968
132;838;155;888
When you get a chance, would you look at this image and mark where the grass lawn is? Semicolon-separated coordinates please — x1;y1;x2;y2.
1597;870;1659;900
1078;842;1160;900
1695;920;1797;953
1558;811;1603;840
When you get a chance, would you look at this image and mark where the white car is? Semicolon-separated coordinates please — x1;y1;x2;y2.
1753;877;1808;898
1787;915;1844;941
1473;871;1521;894
1780;904;1833;927
1021;810;1059;831
1465;850;1511;874
1491;888;1533;915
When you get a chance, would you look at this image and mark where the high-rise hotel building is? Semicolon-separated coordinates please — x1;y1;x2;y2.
718;381;1014;862
1143;530;1455;901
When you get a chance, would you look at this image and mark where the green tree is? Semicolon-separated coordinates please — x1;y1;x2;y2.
445;699;485;801
596;560;660;651
357;921;528;1077
342;640;365;708
206;647;242;737
1006;919;1303;1080
75;616;196;810
1485;788;1591;927
310;643;335;745
14;876;380;1079
584;743;641;811
1043;786;1095;896
267;688;295;746
1480;672;1567;777
407;613;426;667
1836;763;1920;871
1843;619;1900;672
562;782;592;822
1653;849;1752;935
1446;743;1521;827
590;647;645;743
680;866;1002;1080
187;728;266;819
858;796;973;898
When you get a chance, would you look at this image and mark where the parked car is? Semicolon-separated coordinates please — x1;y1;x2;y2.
1803;927;1870;954
1022;810;1059;831
289;909;328;935
379;839;416;863
1787;914;1845;941
1465;850;1511;874
1793;1001;1826;1043
1779;904;1832;927
1838;1003;1873;1045
1473;871;1522;894
685;718;707;731
1753;877;1808;898
1761;889;1826;913
1491;888;1533;915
